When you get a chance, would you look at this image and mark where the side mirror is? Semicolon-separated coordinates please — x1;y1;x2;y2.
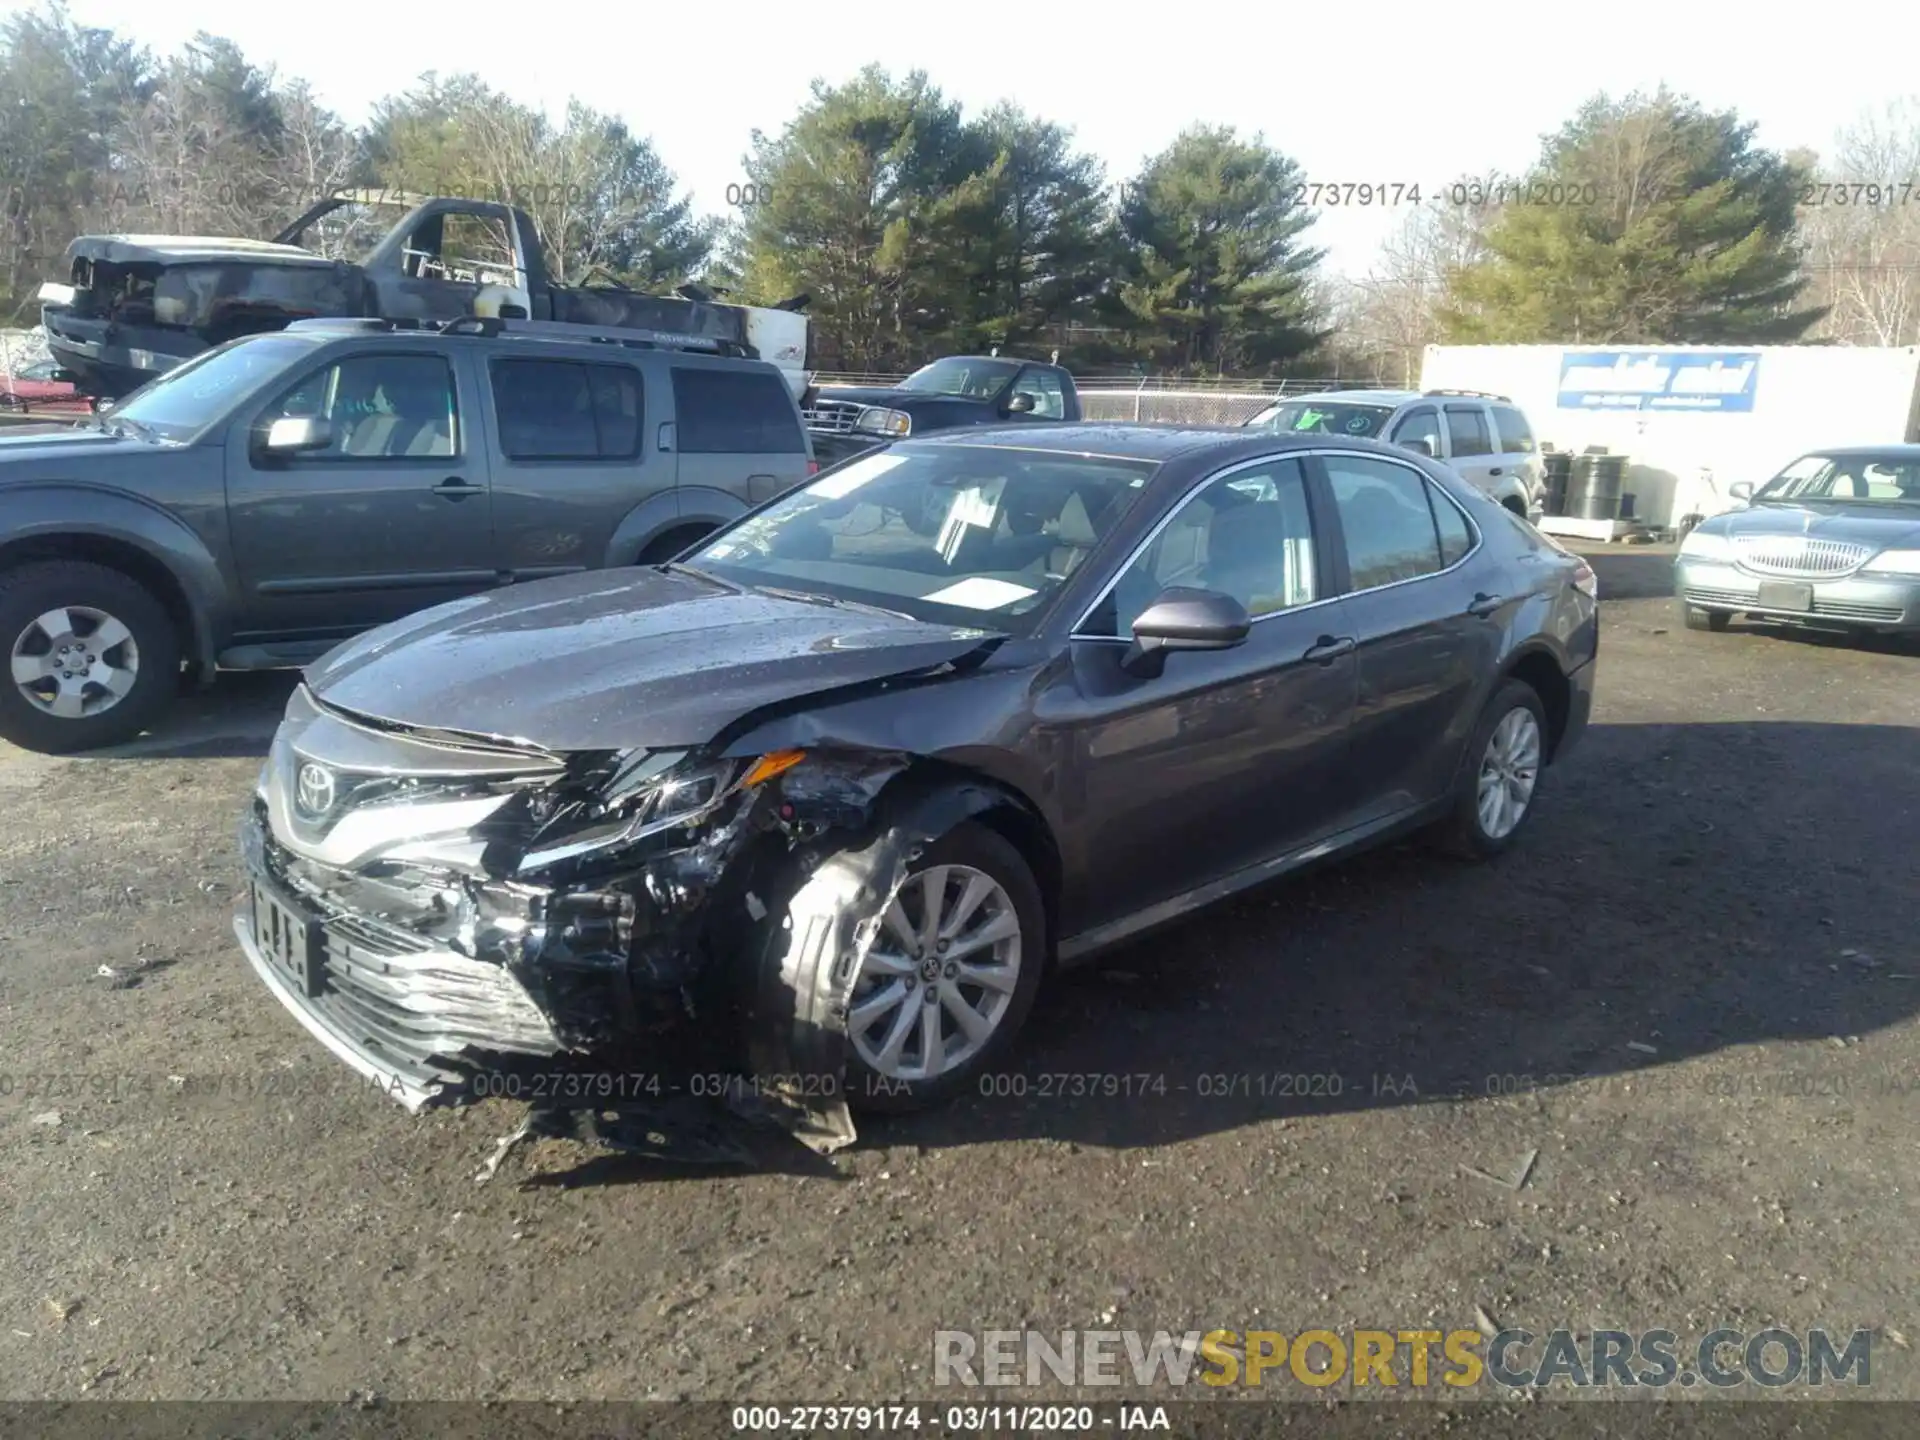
1399;437;1434;458
263;416;333;455
1727;480;1754;504
1123;587;1251;678
1006;392;1036;414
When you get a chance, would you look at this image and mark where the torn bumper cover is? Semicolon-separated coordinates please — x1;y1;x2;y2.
233;684;976;1147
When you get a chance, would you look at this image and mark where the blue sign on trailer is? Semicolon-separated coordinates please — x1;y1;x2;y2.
1557;351;1761;412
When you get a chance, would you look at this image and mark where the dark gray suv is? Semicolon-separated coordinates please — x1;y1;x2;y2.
0;317;816;754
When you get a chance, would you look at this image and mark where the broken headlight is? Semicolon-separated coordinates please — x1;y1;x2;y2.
515;748;806;875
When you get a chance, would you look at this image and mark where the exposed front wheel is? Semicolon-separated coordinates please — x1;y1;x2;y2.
1433;679;1548;860
845;822;1046;1113
0;560;181;754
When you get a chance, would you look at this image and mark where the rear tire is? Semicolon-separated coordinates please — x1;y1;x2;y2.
0;560;181;754
1432;678;1549;861
844;821;1047;1115
1684;604;1731;633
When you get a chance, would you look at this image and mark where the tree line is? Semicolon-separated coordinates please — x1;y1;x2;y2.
4;1;1917;376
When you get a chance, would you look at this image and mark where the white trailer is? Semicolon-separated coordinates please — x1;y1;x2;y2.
1420;344;1920;531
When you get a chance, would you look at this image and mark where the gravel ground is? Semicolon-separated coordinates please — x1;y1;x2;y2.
2;544;1917;1414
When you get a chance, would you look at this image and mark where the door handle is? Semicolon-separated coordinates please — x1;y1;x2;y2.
1488;466;1504;476
1467;592;1507;617
434;477;483;500
1303;635;1355;665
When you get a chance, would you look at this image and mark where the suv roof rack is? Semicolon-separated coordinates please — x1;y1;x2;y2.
283;314;757;360
1422;387;1511;402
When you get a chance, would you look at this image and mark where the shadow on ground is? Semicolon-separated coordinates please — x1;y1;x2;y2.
847;717;1920;1154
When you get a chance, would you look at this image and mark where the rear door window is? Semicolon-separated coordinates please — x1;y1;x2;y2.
490;358;642;460
1444;404;1494;458
672;367;806;453
1491;404;1536;455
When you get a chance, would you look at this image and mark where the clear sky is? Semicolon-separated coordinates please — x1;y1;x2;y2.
9;0;1909;277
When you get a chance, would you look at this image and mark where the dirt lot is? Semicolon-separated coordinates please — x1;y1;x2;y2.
2;545;1917;1412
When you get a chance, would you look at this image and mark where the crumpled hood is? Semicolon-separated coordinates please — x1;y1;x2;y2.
1711;503;1920;549
305;567;1002;753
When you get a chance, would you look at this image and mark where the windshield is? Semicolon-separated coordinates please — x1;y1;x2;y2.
686;444;1160;633
106;335;321;443
1247;400;1394;438
897;357;1022;399
1755;453;1920;505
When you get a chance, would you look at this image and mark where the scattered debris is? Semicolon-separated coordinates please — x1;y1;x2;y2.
94;956;171;990
1473;1305;1501;1339
1625;1041;1658;1055
42;1296;80;1324
29;1110;61;1128
1885;1327;1910;1351
1462;1148;1539;1192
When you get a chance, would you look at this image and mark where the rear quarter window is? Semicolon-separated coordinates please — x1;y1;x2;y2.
672;367;806;454
490;358;642;460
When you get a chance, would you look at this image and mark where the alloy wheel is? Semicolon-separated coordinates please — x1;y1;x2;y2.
848;863;1023;1083
9;605;141;720
1476;707;1542;840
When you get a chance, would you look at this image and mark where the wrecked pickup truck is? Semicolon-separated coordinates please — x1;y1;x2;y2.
38;190;810;402
802;354;1081;467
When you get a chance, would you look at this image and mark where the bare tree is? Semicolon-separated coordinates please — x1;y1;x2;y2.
1800;101;1920;346
1341;202;1492;384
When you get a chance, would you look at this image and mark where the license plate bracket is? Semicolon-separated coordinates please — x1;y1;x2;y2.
250;878;324;999
1756;580;1814;612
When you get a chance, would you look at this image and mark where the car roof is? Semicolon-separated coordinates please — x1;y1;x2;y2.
1259;389;1419;407
1793;444;1920;461
904;422;1438;466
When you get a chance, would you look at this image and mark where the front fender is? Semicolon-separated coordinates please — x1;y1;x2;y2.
0;482;229;670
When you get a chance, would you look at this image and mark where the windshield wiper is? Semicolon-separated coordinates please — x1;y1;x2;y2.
752;584;916;621
105;415;158;442
663;561;744;592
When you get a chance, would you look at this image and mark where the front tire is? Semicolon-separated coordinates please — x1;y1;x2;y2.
0;560;181;754
845;822;1046;1114
1433;678;1548;860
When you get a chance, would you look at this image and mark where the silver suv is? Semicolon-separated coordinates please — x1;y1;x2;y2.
1246;389;1545;521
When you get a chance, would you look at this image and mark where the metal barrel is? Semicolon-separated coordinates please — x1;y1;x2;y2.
1569;453;1627;521
1542;451;1574;514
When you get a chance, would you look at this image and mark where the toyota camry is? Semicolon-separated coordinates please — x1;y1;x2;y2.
235;424;1598;1141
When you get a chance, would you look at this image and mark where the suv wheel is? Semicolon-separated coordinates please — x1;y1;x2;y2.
1683;604;1731;633
0;560;181;754
1433;679;1548;860
844;822;1046;1113
636;526;715;566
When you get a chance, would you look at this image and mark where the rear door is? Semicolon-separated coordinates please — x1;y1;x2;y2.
1490;403;1542;511
669;361;812;508
1310;450;1503;826
481;352;661;581
223;346;496;638
1441;402;1500;494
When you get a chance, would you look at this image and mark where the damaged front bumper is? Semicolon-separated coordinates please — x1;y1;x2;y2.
233;684;949;1145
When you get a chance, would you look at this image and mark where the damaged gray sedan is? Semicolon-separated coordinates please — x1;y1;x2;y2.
236;425;1597;1133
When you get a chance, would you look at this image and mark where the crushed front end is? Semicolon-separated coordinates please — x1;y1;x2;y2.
235;684;910;1125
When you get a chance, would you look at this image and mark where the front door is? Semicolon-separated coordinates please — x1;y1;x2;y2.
223;348;497;639
1053;456;1359;931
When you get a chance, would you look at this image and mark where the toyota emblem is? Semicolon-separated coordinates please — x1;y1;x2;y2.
294;762;336;818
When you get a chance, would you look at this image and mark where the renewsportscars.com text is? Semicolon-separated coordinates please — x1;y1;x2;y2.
934;1327;1873;1389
